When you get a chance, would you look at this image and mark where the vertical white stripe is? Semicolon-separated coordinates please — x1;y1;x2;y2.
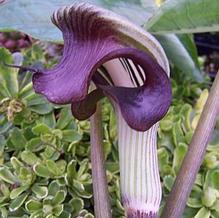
117;110;161;214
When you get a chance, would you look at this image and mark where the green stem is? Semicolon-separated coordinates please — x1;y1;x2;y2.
161;72;219;218
90;102;112;218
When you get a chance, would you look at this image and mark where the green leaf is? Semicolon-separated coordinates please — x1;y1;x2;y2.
0;115;12;134
21;150;40;165
0;166;17;184
0;0;156;41
11;157;24;173
32;184;48;199
55;160;67;175
56;107;72;130
146;0;219;34
84;213;95;218
33;163;52;178
53;204;64;216
177;34;200;68
40;113;56;129
194;207;211;218
70;198;84;216
0;82;11;98
0;207;8;218
25;199;42;212
48;181;60;196
163;175;174;192
8;127;27;150
105;162;119;174
25;137;42;151
46;160;61;176
187;197;203;208
9;192;29;211
29;103;53;115
212;199;219;212
212;211;219;218
204;169;219;190
0;48;19;97
0;182;10;198
201;187;217;207
66;160;77;181
0;135;6;154
10;185;29;199
52;190;66;205
72;180;92;198
155;34;203;82
62;130;82;143
32;123;51;135
77;159;89;179
103;141;112;159
24;93;47;106
172;143;188;174
18;83;33;99
18;167;34;186
172;121;185;146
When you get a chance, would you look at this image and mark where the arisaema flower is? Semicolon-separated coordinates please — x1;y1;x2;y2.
29;3;171;217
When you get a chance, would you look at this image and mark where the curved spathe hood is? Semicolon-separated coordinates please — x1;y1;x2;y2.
32;2;172;132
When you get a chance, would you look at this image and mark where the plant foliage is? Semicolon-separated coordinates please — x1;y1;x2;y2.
0;43;218;217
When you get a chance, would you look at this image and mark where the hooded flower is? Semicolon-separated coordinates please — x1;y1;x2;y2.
30;3;171;218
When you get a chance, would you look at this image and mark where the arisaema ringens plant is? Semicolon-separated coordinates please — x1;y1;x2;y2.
7;3;172;218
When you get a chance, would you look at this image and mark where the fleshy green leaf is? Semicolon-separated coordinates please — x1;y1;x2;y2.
32;184;48;199
25;199;42;212
25;137;42;151
33;163;52;178
204;169;219;190
21;150;40;165
48;181;60;196
70;197;84;216
0;0;156;41
32;123;51;135
29;103;53;115
187;197;203;208
0;166;18;184
62;130;82;143
172;143;188;174
0;48;19;97
163;175;174;192
51;190;66;205
155;34;203;82
10;157;24;172
194;207;211;218
201;187;217;207
40;112;56;129
9;192;29;211
46;160;65;177
212;199;219;212
10;185;29;199
146;0;219;34
56;107;73;130
53;204;64;216
8;127;27;150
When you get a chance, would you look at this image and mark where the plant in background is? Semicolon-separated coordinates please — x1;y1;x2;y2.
16;3;172;217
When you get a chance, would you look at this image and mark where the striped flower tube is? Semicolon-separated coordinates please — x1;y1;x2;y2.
28;3;171;217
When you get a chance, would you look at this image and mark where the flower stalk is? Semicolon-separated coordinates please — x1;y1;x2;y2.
90;102;112;218
161;71;219;218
